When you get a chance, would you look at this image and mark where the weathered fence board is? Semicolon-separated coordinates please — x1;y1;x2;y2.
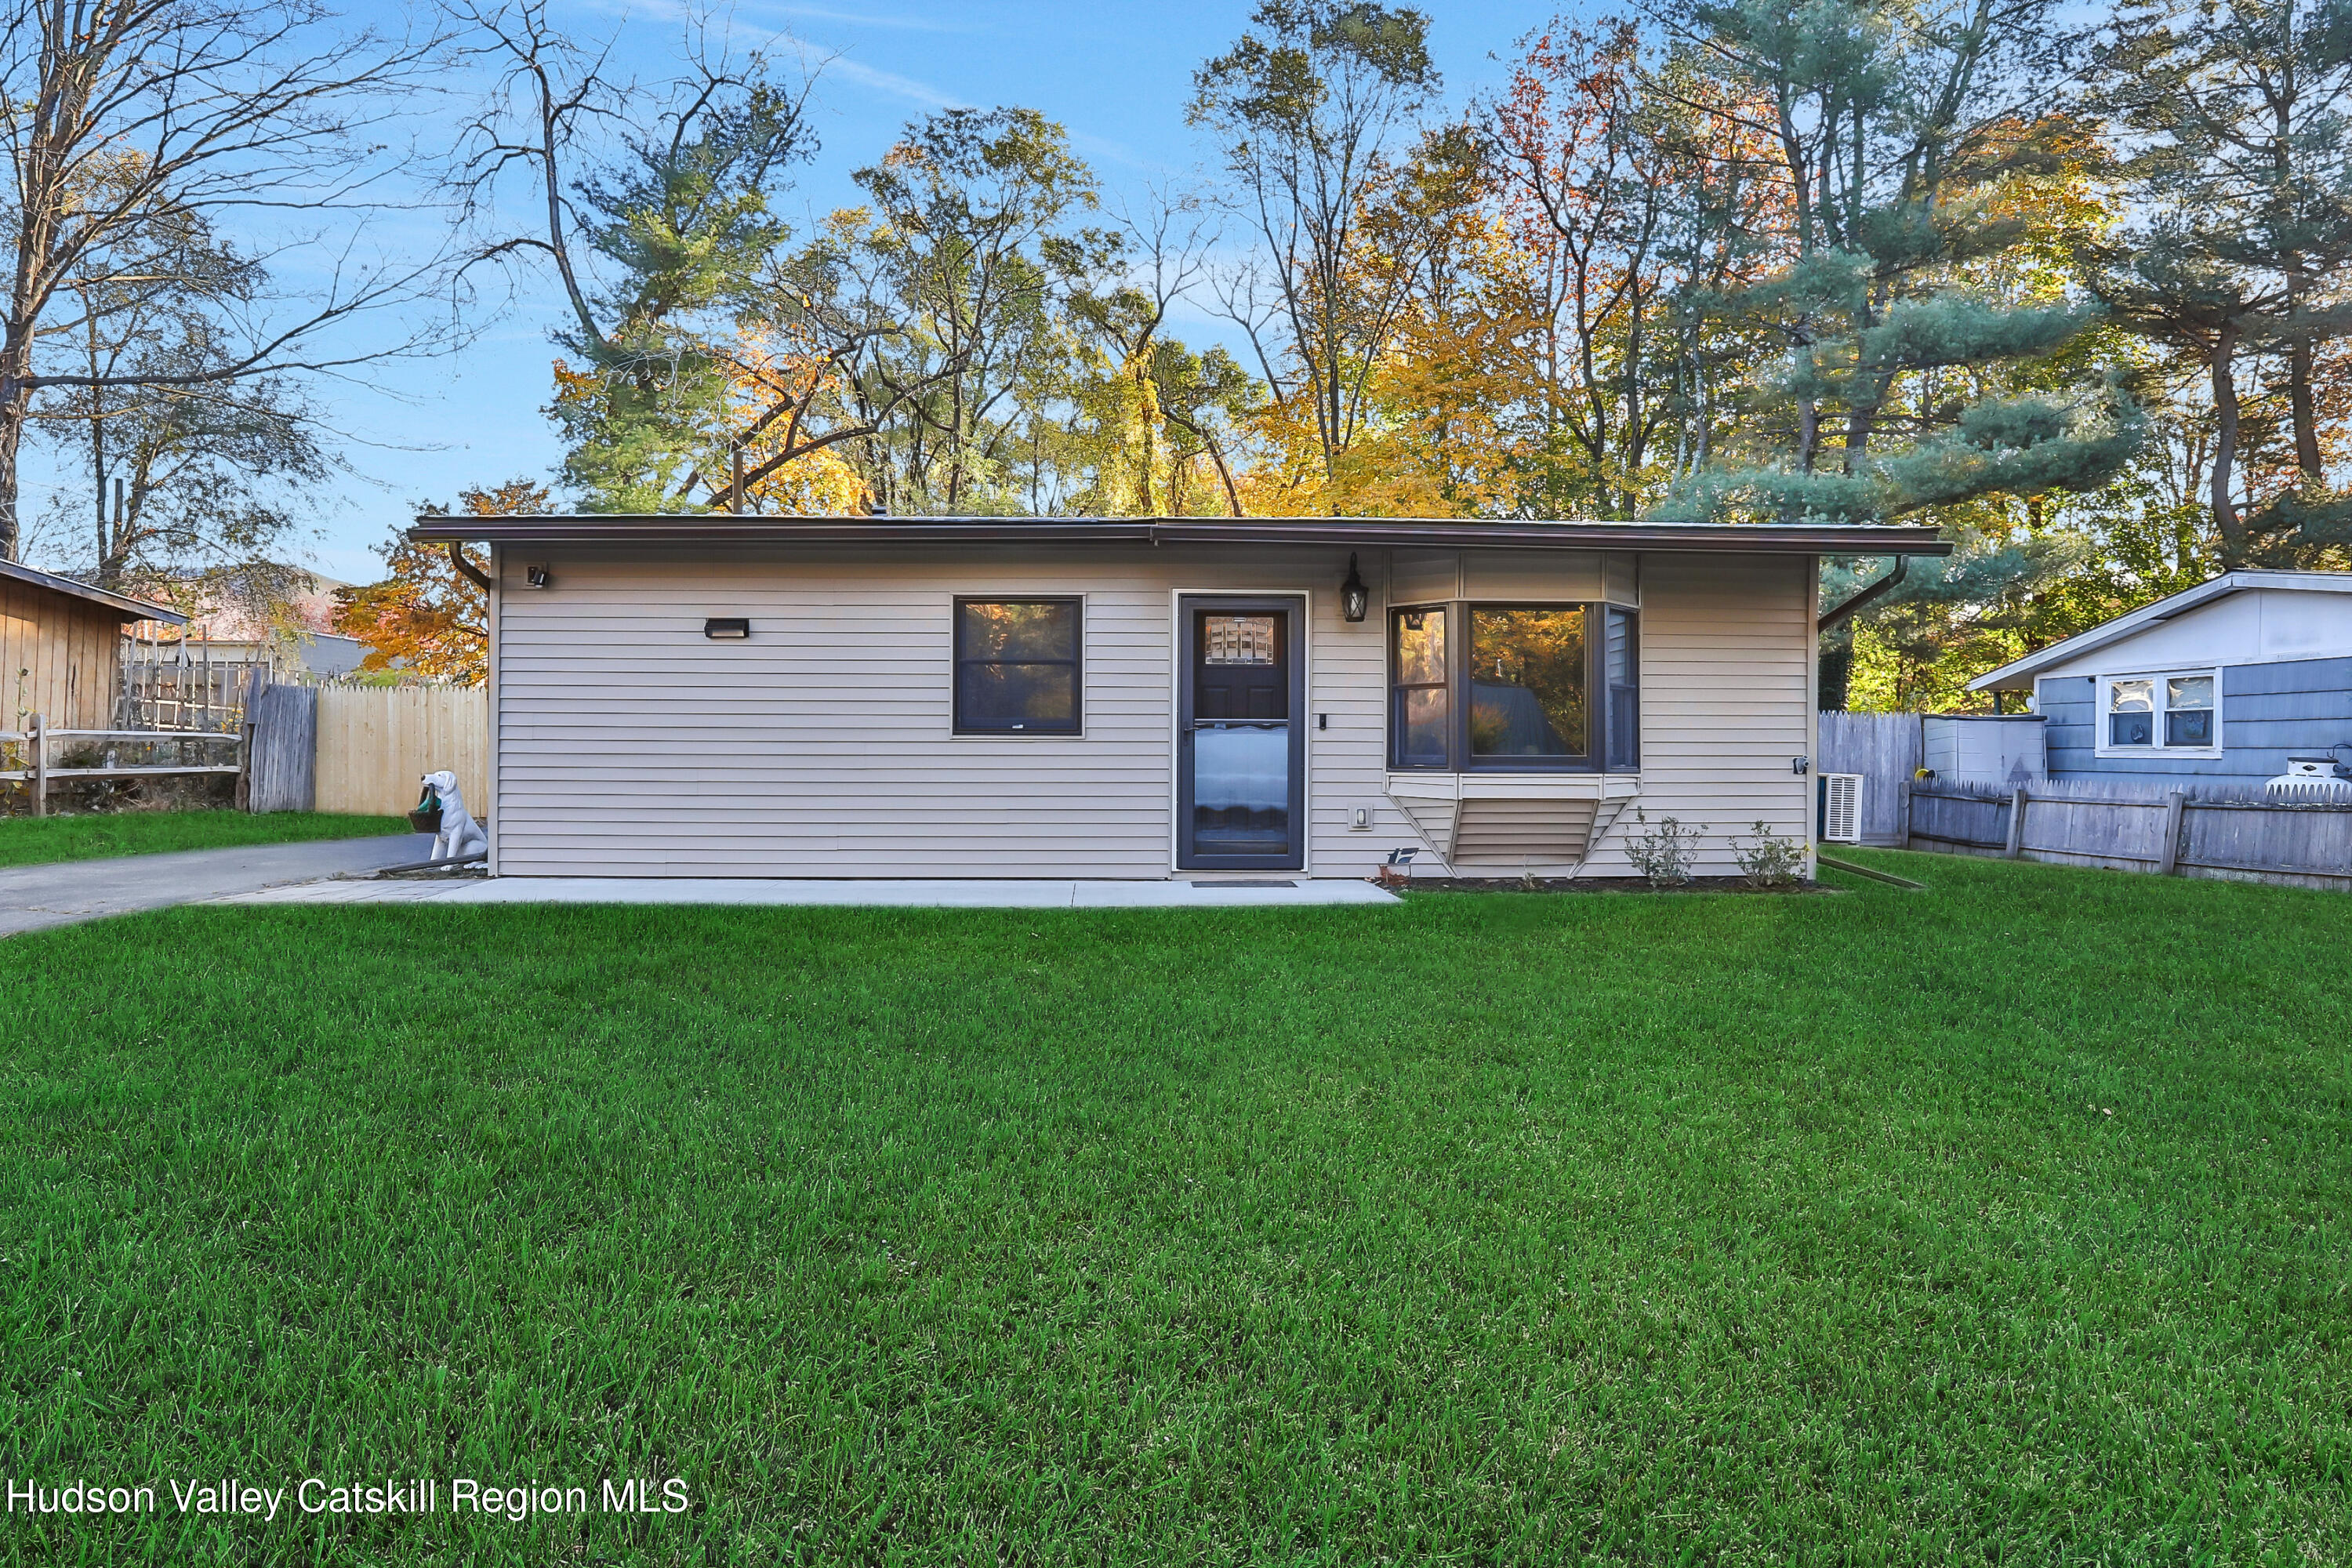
1909;781;2352;889
246;685;318;813
313;686;488;818
1817;711;1922;845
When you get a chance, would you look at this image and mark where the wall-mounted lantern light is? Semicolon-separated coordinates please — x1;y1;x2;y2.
1341;553;1369;622
523;564;551;590
704;617;750;640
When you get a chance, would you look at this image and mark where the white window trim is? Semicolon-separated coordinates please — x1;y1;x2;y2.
2092;666;2223;758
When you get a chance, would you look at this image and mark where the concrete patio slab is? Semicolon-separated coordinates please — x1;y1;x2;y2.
219;875;1401;911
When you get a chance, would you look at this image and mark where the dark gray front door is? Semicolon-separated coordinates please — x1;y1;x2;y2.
1178;595;1305;870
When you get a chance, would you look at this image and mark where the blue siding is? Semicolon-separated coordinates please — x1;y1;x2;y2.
2041;657;2352;787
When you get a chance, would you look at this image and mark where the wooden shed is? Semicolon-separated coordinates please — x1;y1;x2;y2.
1;558;188;731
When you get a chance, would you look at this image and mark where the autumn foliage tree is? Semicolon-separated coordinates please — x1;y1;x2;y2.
332;481;548;683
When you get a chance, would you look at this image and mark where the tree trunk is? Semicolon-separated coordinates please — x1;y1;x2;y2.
1817;637;1853;712
0;363;26;563
2210;323;2247;564
2288;330;2323;484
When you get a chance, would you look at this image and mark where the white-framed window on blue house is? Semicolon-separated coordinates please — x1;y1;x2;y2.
2096;669;2220;757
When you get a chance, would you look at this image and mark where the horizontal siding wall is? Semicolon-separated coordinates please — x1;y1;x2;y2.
492;545;1406;877
1579;554;1813;876
2042;659;2352;789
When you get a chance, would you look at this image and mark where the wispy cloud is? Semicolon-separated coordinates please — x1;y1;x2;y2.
757;2;983;33
820;54;969;109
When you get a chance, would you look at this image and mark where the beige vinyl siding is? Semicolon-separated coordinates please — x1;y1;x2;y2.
490;544;1413;877
1577;553;1814;876
491;543;1814;878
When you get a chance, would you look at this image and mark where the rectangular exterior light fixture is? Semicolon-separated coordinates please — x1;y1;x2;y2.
703;617;750;639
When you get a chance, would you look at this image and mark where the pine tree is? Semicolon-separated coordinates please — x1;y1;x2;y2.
2091;0;2352;565
1643;0;2141;706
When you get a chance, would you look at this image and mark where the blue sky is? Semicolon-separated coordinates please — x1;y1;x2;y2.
27;1;1572;584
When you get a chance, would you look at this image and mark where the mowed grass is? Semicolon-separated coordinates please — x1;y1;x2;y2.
0;809;405;868
1;852;2346;1565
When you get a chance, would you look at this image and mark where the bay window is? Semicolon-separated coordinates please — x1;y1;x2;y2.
1392;601;1638;771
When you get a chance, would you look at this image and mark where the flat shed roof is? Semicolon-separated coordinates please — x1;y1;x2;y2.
408;514;1952;556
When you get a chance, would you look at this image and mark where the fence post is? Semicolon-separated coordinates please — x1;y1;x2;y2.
1896;779;1913;848
2159;789;2187;875
2005;785;2027;859
29;713;45;817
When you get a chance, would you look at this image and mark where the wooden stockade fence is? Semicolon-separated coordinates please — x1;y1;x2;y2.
242;686;318;814
1817;710;1923;846
1908;779;2352;891
238;684;488;815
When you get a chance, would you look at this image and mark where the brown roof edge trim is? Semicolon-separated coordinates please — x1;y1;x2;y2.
0;557;191;622
404;514;1953;557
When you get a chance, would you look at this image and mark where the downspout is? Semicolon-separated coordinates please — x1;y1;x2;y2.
448;541;493;593
1817;555;1907;633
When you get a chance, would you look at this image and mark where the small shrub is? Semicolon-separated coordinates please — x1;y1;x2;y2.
1733;820;1808;889
1624;808;1705;887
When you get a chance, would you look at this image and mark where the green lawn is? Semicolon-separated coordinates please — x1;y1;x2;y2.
1;852;2344;1563
0;809;407;868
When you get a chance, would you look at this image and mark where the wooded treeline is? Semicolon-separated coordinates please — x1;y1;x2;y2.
9;0;2350;703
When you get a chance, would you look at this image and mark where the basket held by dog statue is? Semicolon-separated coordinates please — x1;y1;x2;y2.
414;771;487;862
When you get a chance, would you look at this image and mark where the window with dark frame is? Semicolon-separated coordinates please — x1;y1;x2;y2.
953;598;1082;735
1391;606;1449;768
1605;607;1639;770
1389;601;1639;772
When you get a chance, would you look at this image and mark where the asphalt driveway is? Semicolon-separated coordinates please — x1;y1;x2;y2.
0;833;434;937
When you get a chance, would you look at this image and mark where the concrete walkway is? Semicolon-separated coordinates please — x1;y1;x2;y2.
0;833;437;937
220;874;1400;911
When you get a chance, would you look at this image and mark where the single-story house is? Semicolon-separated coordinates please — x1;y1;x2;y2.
1;557;187;731
1969;570;2352;789
406;514;1947;880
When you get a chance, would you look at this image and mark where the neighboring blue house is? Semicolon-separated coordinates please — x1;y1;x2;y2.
1969;570;2352;789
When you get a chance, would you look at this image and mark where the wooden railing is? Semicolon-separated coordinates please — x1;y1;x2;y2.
1;713;243;816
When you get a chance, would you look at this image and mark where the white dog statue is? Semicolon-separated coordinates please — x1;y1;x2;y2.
420;770;488;862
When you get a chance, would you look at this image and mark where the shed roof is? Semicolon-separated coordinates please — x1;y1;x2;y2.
1967;570;2352;691
0;557;189;623
407;513;1953;557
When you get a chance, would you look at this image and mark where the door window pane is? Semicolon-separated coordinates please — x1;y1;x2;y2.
955;599;1081;733
1204;615;1276;664
2107;678;2153;746
1470;608;1587;758
1192;723;1290;849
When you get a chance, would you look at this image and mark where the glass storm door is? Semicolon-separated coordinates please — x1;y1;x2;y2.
1178;597;1305;870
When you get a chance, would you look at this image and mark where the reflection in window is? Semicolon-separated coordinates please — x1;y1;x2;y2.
954;599;1080;733
1605;608;1639;770
1390;608;1448;768
1470;608;1586;758
2165;674;2213;746
1204;615;1276;665
2107;678;2154;746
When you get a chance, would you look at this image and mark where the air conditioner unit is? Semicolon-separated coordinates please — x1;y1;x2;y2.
1817;772;1864;844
